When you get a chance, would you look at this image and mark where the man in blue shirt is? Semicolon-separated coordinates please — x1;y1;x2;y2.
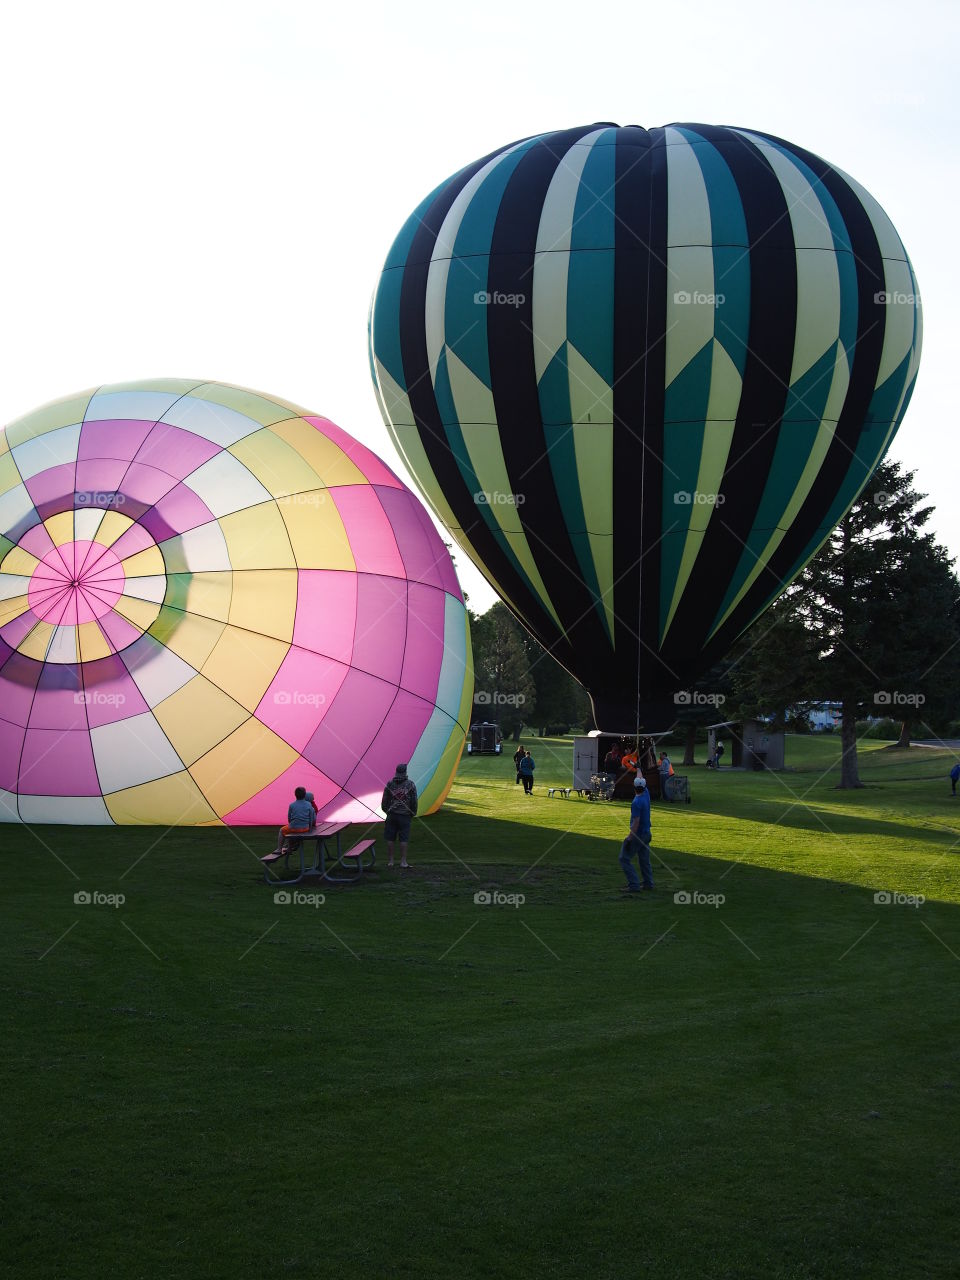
519;749;536;794
619;775;654;892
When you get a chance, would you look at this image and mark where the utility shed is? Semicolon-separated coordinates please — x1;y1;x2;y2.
707;720;785;771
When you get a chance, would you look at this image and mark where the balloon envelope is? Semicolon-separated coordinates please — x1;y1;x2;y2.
369;122;922;725
0;380;471;824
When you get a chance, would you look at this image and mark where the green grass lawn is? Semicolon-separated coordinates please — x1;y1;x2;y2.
4;735;960;1278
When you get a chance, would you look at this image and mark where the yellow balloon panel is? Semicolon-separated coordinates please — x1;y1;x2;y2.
189;719;297;817
153;675;250;766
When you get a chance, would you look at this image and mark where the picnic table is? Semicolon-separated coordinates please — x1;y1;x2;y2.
260;821;376;885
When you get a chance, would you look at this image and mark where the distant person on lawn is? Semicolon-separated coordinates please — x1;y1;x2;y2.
659;751;674;800
514;743;525;784
519;749;536;794
951;762;960;796
271;785;316;854
619;774;654;893
382;763;418;869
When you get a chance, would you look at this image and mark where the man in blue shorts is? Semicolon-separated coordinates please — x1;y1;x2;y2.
619;774;654;893
381;763;419;869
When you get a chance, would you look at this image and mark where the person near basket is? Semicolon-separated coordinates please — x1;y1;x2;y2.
619;775;654;893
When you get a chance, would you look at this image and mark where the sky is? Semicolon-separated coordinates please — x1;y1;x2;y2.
2;0;957;614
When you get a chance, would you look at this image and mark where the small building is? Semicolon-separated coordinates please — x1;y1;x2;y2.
707;720;785;771
806;702;841;732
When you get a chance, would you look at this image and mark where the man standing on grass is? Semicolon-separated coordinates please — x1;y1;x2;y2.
519;749;536;794
382;763;418;869
619;775;654;893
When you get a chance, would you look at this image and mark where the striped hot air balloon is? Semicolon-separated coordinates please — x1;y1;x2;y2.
369;122;922;727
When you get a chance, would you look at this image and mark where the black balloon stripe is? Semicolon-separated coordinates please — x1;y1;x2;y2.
486;125;611;671
727;135;888;639
665;126;798;683
605;127;671;728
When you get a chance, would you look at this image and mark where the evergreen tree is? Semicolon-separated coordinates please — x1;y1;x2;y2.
517;629;591;736
730;461;960;787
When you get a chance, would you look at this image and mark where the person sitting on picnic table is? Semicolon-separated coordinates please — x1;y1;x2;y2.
271;785;316;854
382;762;418;869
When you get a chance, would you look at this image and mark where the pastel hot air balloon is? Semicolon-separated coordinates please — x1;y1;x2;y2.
369;123;922;726
0;379;471;825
